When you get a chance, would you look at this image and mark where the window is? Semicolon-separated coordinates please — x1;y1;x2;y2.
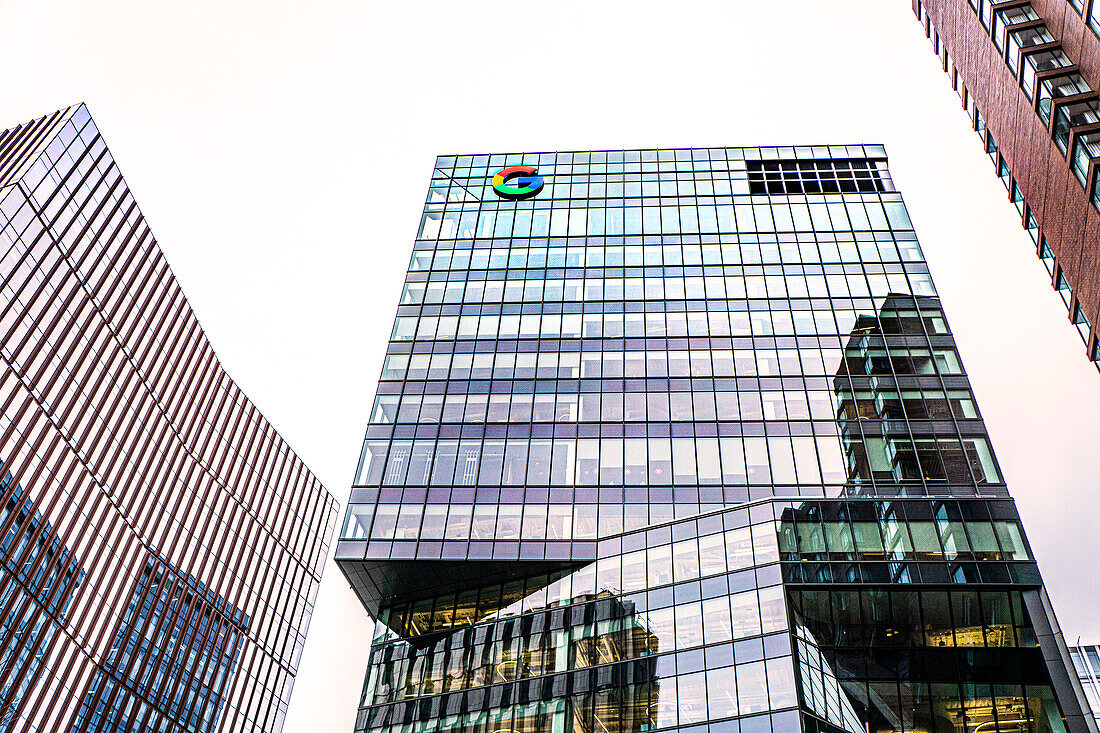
1089;0;1100;34
1025;209;1040;243
980;0;994;29
1040;237;1056;276
1074;303;1092;344
1068;0;1084;12
1056;268;1072;308
1020;49;1071;100
1011;182;1025;213
1053;99;1100;154
991;5;1039;51
1071;130;1100;186
747;159;889;195
1006;26;1054;76
1036;73;1091;126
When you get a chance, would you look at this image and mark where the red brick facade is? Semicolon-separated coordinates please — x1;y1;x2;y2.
913;0;1100;365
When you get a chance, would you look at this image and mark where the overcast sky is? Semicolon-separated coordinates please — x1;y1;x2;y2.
0;1;1097;730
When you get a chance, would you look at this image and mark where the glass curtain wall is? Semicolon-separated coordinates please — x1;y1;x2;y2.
337;147;1090;733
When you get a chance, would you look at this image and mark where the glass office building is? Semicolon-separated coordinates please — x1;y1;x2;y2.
0;105;338;732
336;147;1094;733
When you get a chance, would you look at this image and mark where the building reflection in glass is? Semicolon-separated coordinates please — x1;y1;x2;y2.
779;295;1077;733
0;467;82;733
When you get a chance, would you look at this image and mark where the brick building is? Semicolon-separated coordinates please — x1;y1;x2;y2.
912;0;1100;368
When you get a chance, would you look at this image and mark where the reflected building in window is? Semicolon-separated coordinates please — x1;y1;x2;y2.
0;105;338;732
910;0;1100;368
0;464;82;733
70;555;249;733
336;146;1093;733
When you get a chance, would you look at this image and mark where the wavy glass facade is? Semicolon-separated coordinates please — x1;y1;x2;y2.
0;105;338;732
910;0;1100;369
336;147;1094;733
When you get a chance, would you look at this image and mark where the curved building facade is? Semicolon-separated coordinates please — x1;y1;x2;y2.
0;105;338;732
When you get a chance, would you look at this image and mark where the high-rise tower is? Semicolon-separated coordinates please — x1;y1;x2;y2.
337;147;1093;733
0;105;338;732
911;0;1100;369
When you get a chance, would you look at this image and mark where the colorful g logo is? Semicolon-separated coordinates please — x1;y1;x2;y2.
492;166;544;200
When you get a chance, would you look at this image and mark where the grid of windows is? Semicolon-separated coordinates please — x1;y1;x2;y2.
793;589;1067;733
337;147;1085;733
746;160;890;196
354;505;797;733
0;106;338;732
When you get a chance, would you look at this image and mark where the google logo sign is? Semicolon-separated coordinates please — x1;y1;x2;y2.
491;166;544;200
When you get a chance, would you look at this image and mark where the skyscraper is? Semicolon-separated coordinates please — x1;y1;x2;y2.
0;105;338;732
336;146;1094;733
910;0;1100;369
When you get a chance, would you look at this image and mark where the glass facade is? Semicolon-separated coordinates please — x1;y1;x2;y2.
1069;645;1100;728
0;105;338;732
0;462;82;733
336;147;1093;733
71;555;248;733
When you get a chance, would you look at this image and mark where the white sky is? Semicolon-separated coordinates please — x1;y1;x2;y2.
0;1;1097;730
